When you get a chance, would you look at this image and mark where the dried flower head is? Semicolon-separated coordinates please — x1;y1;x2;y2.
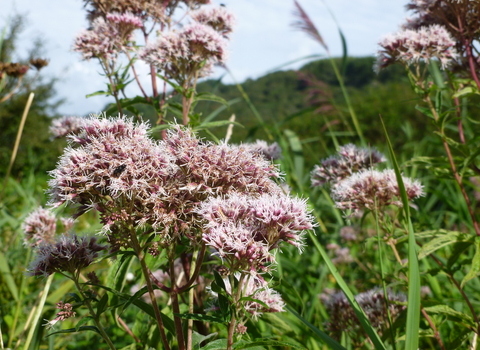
43;301;76;330
375;24;458;72
311;144;386;187
22;207;57;247
324;289;406;340
29;58;49;70
190;6;235;36
1;62;30;77
331;169;424;212
50;116;87;139
29;234;107;277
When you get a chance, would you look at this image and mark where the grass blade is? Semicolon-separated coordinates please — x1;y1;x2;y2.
380;117;420;350
308;231;386;349
286;305;346;350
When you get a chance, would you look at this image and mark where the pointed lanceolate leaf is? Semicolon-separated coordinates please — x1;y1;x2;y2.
461;238;480;288
418;231;474;259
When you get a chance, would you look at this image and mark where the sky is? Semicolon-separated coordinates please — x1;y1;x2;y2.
3;0;409;116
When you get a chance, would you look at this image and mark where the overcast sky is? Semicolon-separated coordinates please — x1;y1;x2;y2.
3;0;409;116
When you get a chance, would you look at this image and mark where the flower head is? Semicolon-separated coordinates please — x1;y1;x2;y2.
190;6;235;36
311;144;386;187
50;116;87;139
331;169;424;212
213;275;284;320
73;13;140;61
29;234;107;277
323;289;406;340
198;192;313;271
242;140;282;161
375;24;458;72
22;207;57;247
138;23;227;81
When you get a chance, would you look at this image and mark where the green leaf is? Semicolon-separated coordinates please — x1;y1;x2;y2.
96;293;109;316
149;124;176;134
233;339;306;349
45;326;100;338
452;86;474;98
286;305;346;350
213;270;226;291
75;316;94;331
173;313;225;324
193;92;229;106
423;305;475;327
0;251;18;301
284;129;304;191
200;339;228;350
192;331;218;350
461;238;480;288
415;105;435;120
381;117;420;350
193;120;243;132
86;90;110;98
418;231;474;259
203;97;241;124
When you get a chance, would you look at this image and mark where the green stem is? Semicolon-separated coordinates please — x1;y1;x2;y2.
227;273;246;350
373;210;396;350
72;277;116;350
130;232;171;350
186;247;199;350
169;256;186;350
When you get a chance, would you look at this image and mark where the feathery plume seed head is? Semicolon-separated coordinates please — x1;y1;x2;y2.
29;234;107;277
311;144;386;187
375;24;458;72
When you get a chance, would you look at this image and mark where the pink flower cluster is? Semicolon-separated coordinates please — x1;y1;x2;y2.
311;144;386;187
48;117;284;246
138;23;227;81
375;24;458;71
322;289;406;340
190;6;235;37
73;13;142;61
22;207;74;247
50;116;87;139
29;235;107;277
198;192;313;272
331;169;424;211
219;275;285;319
242;140;282;161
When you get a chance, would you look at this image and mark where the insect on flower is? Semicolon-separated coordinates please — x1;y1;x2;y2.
112;164;127;177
